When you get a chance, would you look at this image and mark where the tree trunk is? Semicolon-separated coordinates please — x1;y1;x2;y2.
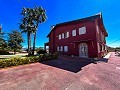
28;33;31;56
32;32;36;55
32;22;38;55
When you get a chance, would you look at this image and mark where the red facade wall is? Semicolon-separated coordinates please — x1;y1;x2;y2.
49;20;100;58
48;16;108;58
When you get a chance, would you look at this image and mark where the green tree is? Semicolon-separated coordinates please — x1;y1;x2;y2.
20;7;35;55
0;31;7;51
8;30;23;54
32;6;47;55
20;6;47;55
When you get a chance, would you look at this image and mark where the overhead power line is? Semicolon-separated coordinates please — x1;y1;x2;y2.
108;38;120;45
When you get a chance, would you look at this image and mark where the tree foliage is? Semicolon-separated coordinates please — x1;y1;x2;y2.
20;6;47;55
0;32;7;51
8;30;23;54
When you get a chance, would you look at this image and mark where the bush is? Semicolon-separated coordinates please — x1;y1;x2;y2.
37;49;46;54
0;50;10;55
39;53;59;61
0;53;59;68
0;56;39;68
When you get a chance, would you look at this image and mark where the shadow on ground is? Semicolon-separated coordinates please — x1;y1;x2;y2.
94;58;108;63
40;57;94;73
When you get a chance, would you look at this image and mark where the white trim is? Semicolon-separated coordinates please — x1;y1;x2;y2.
58;34;61;40
79;26;86;35
72;30;76;36
64;46;68;52
62;33;64;39
57;46;59;51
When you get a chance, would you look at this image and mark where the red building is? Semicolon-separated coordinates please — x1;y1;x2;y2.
45;13;108;58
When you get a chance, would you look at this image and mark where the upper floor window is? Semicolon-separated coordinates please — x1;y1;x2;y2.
79;26;86;35
64;46;68;52
72;30;76;36
62;33;64;39
96;25;99;33
58;34;61;40
101;32;104;42
65;32;69;38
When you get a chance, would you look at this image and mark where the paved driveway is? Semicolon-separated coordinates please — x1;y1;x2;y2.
0;52;120;90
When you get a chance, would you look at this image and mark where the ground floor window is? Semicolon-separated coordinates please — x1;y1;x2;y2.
64;46;68;52
60;46;63;51
100;44;102;51
57;46;59;51
97;43;100;52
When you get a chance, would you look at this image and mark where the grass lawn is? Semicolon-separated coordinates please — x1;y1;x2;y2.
0;53;28;60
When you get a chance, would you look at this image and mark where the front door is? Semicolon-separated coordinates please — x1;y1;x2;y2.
79;43;88;57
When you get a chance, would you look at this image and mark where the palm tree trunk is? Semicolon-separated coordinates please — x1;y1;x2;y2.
28;33;31;55
32;23;38;55
32;32;36;55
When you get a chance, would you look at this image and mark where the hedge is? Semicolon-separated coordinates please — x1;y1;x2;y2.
0;50;10;55
0;53;58;68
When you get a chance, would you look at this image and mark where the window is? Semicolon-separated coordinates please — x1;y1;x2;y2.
57;46;59;51
99;44;102;51
58;34;61;39
100;32;105;42
60;46;63;51
97;43;100;52
65;32;69;38
79;26;86;35
96;25;99;33
72;30;76;36
62;33;64;39
67;32;69;38
64;46;68;52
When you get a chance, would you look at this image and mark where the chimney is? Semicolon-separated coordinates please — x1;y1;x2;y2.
51;25;55;30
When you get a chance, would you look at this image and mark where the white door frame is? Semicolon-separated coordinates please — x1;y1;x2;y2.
79;43;88;57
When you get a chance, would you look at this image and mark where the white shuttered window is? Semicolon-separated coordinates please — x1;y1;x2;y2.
72;30;76;36
64;46;68;52
59;34;61;39
62;33;64;38
79;27;86;35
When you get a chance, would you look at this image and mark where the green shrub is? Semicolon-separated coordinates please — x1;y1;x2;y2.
39;53;59;61
0;53;59;68
0;50;10;55
37;49;46;54
0;56;39;68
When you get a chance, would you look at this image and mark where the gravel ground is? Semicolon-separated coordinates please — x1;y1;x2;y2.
0;52;120;90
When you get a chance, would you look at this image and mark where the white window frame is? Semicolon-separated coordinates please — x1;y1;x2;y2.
72;30;76;36
64;46;68;52
58;34;61;40
96;25;99;34
79;26;86;35
57;46;59;51
97;43;100;52
65;32;69;38
62;33;64;39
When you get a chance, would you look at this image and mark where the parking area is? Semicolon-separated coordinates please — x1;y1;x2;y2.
0;52;120;90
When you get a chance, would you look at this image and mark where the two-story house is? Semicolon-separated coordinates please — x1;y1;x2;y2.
45;13;108;58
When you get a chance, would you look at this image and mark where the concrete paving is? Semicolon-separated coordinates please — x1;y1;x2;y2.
0;52;120;90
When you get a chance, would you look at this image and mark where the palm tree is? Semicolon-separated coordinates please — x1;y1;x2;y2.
32;6;47;55
20;6;47;55
20;7;34;55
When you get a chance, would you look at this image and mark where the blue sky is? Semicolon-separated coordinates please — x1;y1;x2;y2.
0;0;120;48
